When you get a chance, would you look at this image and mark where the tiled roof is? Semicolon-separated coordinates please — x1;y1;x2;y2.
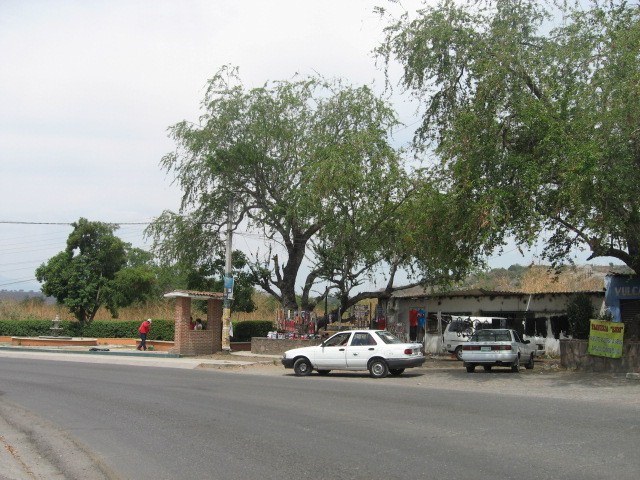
163;290;224;300
389;286;603;299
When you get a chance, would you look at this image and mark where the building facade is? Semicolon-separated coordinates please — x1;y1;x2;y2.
378;287;605;356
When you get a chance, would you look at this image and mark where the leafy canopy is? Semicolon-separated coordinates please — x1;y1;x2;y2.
378;0;640;273
36;218;156;323
148;66;412;310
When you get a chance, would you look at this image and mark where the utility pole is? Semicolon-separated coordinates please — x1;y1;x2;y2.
221;199;234;353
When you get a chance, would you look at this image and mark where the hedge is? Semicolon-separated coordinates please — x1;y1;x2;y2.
0;319;274;343
231;320;274;342
0;319;174;341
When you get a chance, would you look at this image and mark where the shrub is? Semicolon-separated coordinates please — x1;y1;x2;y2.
566;293;594;340
231;320;274;342
0;319;175;341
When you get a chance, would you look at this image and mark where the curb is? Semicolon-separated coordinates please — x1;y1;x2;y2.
0;346;181;358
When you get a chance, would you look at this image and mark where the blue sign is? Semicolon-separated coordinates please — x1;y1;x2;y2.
604;275;640;322
223;276;234;300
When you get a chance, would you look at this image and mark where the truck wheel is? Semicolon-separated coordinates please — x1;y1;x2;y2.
369;359;389;378
455;346;464;361
465;363;476;373
525;353;535;370
293;358;312;376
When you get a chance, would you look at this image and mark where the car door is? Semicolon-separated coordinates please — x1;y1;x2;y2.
345;332;378;369
511;330;526;356
313;332;350;369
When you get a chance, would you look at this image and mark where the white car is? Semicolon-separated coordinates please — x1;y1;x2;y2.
281;330;425;378
461;328;536;373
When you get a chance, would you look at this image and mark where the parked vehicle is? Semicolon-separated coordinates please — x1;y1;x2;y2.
281;330;425;378
460;328;536;373
442;316;506;360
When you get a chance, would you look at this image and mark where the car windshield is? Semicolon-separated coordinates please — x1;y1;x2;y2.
471;330;512;342
375;331;403;344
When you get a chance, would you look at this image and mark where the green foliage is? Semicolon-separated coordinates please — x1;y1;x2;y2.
230;320;274;342
147;66;411;311
0;319;175;341
566;293;594;340
378;0;640;274
36;218;157;324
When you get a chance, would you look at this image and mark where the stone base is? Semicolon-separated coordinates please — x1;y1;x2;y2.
251;337;322;355
11;337;98;347
560;339;640;373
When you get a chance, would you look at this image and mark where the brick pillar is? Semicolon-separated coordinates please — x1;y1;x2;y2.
208;298;223;353
173;297;193;355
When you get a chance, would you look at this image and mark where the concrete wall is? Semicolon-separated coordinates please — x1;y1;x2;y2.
560;339;640;373
251;337;321;355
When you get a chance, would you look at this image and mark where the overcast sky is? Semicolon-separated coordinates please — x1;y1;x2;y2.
0;0;613;293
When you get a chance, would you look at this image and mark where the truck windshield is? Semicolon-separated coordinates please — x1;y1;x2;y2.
472;330;512;342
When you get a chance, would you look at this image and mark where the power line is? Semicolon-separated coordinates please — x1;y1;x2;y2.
0;221;154;226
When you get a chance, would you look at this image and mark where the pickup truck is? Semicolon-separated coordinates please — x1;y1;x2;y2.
460;328;537;373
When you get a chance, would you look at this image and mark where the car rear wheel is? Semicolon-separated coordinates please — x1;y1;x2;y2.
369;359;389;378
483;365;492;371
465;363;476;373
525;353;535;370
511;356;520;373
389;368;405;376
317;369;331;376
454;346;463;361
293;358;312;376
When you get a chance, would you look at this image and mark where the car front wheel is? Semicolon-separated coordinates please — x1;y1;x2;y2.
369;359;389;378
293;358;312;376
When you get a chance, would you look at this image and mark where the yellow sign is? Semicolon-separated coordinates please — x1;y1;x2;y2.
588;319;624;358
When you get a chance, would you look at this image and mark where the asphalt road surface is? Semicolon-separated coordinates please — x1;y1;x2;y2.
1;357;639;480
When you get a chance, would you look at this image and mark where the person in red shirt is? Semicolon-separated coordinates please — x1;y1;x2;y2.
137;318;152;351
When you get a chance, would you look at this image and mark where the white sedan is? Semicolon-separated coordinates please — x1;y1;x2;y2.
281;330;425;378
461;328;536;373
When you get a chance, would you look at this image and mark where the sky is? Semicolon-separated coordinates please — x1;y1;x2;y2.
0;0;619;294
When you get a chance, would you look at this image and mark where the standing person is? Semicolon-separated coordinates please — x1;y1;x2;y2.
138;318;152;351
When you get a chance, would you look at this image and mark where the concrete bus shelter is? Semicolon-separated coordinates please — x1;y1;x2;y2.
164;290;224;356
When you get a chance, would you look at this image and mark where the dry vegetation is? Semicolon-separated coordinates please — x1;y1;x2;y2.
0;292;280;322
1;265;628;322
465;264;625;292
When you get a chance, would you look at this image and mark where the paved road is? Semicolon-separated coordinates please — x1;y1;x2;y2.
1;355;639;480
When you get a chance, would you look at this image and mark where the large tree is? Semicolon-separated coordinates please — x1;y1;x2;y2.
36;218;156;324
149;67;413;310
378;0;640;272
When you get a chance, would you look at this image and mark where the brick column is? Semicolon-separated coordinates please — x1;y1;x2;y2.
172;297;193;355
208;298;223;353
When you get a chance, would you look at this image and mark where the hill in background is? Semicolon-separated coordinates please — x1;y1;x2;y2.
461;264;632;292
